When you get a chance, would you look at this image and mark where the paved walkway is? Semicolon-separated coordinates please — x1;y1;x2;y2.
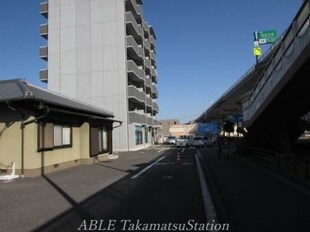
0;148;164;232
199;146;310;232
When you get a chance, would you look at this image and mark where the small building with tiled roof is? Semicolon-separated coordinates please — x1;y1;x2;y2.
0;79;121;177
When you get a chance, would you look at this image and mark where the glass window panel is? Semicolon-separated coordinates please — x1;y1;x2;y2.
62;126;71;145
135;126;143;145
102;127;108;150
53;125;62;146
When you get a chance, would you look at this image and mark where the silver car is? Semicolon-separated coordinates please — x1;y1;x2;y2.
165;136;177;145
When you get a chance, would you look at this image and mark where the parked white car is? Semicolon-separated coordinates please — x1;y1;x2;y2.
176;135;195;147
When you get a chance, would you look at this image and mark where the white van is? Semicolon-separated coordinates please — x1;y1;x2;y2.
176;134;195;147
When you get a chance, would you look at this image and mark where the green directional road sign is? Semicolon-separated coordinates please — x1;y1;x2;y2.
258;30;277;44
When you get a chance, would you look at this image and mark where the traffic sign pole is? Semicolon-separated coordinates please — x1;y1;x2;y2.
253;32;259;64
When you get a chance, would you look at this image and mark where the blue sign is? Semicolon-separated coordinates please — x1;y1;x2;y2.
198;123;220;134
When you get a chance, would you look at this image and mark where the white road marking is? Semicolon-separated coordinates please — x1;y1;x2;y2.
155;162;194;166
157;148;168;153
195;151;218;223
131;156;166;179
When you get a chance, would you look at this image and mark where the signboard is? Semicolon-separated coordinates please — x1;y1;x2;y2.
257;30;277;44
198;123;220;134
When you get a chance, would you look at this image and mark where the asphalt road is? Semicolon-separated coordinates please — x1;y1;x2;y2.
199;146;310;232
37;147;206;231
1;146;209;232
4;145;310;232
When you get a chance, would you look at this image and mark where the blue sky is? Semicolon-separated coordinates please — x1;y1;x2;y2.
0;0;302;123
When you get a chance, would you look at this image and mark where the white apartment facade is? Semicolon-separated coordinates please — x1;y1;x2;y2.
39;0;160;151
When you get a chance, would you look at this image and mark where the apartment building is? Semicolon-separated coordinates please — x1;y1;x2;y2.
39;0;160;151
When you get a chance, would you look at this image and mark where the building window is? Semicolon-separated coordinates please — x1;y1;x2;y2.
90;126;109;157
38;123;72;151
135;126;143;145
53;125;72;147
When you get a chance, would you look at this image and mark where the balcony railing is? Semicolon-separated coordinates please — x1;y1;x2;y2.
153;101;159;113
126;12;143;40
39;69;48;83
128;85;145;103
128;112;147;124
40;24;48;39
127;60;145;84
144;39;151;52
39;46;48;61
126;0;142;23
151;67;157;82
145;57;151;71
40;2;48;18
153;119;161;126
151;84;158;98
147;117;153;126
142;21;150;37
149;34;156;50
146;96;152;107
145;76;152;88
150;51;156;62
127;36;143;60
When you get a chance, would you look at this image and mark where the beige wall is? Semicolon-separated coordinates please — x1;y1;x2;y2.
169;124;196;137
35;124;90;168
0;121;22;171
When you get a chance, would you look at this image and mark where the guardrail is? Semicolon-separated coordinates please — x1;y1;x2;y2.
249;147;281;169
249;147;302;176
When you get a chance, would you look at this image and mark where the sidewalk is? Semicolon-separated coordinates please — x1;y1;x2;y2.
199;146;310;232
0;149;164;232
